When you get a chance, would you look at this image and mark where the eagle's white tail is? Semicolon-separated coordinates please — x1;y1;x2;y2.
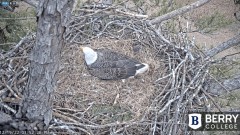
135;63;149;75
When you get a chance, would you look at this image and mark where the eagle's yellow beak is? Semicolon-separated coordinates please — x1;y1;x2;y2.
80;47;84;51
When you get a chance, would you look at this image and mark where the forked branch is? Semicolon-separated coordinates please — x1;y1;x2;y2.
149;0;211;24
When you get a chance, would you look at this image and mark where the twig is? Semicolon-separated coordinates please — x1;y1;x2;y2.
0;42;16;46
0;100;17;114
3;32;34;58
201;88;222;112
158;95;181;114
115;9;148;18
149;0;211;24
2;79;21;99
0;17;36;20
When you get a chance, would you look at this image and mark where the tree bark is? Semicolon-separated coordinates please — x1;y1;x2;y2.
15;0;74;130
205;33;240;57
149;0;211;24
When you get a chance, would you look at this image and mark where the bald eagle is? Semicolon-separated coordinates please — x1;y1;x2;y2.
81;47;149;80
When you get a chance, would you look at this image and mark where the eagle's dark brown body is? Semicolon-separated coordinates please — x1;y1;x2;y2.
81;47;149;80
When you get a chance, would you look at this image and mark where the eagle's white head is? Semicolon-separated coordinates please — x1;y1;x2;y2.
81;47;98;65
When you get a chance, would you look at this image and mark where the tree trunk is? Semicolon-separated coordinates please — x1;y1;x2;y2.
15;0;74;130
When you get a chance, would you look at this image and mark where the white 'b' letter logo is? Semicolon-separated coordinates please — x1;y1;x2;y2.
188;113;202;129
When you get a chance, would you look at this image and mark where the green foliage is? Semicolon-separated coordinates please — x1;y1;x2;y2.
0;8;36;50
195;12;233;33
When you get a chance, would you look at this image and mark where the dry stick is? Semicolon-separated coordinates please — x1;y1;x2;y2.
49;126;90;135
115;9;148;18
167;0;174;7
147;22;192;59
17;76;28;84
205;33;240;58
156;57;186;83
0;88;8;97
158;95;181;114
11;70;25;97
172;55;188;134
114;127;125;134
188;71;208;106
219;51;240;61
0;42;16;46
152;107;158;135
168;61;185;135
3;33;33;58
74;102;95;116
55;107;83;113
78;0;128;18
155;72;173;82
2;79;21;99
75;8;97;13
0;100;17;114
149;0;211;24
65;121;147;129
52;112;91;134
0;17;35;20
201;88;222;112
54;109;97;126
208;74;232;95
55;110;167;130
2;97;21;104
6;56;29;61
53;111;79;123
142;76;172;122
147;23;172;45
177;62;209;110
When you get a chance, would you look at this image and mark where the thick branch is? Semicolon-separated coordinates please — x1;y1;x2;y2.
205;33;240;57
23;0;38;8
208;75;240;95
149;0;211;24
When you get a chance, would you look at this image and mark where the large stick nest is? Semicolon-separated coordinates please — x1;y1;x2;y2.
0;3;217;135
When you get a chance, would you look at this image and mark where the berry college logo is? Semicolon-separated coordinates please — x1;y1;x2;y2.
188;113;202;129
